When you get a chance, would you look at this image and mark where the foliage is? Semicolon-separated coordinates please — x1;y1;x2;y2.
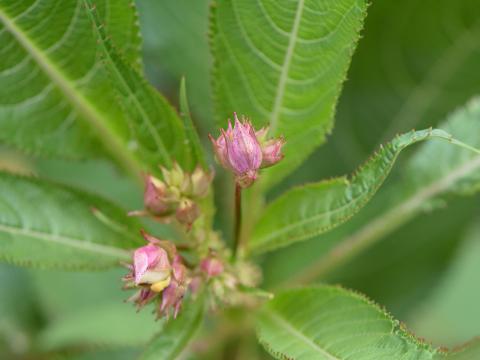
257;286;480;359
0;0;479;358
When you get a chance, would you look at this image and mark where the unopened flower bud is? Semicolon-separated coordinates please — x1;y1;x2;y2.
210;113;285;187
175;199;200;228
143;176;172;216
260;137;285;168
190;166;213;198
209;122;231;170
200;257;224;278
162;163;190;193
225;114;262;186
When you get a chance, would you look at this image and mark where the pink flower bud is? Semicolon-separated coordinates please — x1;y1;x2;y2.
260;137;285;168
160;280;185;319
200;257;224;278
224;114;262;185
210;114;285;187
209;122;231;170
143;175;172;216
175;199;200;228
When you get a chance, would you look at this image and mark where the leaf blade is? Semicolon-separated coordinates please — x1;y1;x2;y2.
0;0;189;179
180;77;208;170
257;286;437;360
0;172;141;270
250;127;477;254
283;97;480;285
210;0;368;186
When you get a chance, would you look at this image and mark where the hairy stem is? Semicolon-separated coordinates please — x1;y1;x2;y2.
233;183;242;258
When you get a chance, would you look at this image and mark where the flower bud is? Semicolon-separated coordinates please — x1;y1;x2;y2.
190;166;213;198
175;198;200;228
209;122;232;170
224;114;262;186
260;137;285;168
210;113;285;187
160;254;187;318
200;257;224;278
143;176;173;216
162;163;190;194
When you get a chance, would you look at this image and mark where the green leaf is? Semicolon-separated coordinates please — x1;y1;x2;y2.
210;0;367;187
140;296;205;360
256;285;479;360
138;0;213;126
250;124;480;254
39;302;160;350
280;97;480;285
0;172;141;270
180;77;208;171
85;1;190;172
0;0;186;179
332;0;480;164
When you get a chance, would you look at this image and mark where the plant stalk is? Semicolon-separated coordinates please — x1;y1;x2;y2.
232;183;242;258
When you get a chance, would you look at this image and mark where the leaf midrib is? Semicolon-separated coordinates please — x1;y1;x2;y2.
263;308;340;360
0;4;142;180
0;222;130;260
269;0;305;135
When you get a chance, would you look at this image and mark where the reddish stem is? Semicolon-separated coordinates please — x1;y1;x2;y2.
232;183;242;258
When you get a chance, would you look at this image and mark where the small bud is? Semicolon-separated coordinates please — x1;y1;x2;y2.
190;166;213;198
200;257;224;278
175;199;200;228
260;137;285;168
162;163;190;193
143;176;173;216
209;121;232;170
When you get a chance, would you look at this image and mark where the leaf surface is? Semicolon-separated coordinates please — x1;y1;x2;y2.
210;0;367;186
39;302;159;349
280;97;480;284
250;125;480;254
0;172;141;269
0;0;187;178
257;286;480;360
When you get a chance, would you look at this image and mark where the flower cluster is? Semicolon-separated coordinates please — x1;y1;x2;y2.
130;164;212;229
123;232;188;319
124;112;282;320
209;113;285;187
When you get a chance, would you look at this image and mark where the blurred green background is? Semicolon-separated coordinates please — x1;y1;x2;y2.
1;0;479;358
